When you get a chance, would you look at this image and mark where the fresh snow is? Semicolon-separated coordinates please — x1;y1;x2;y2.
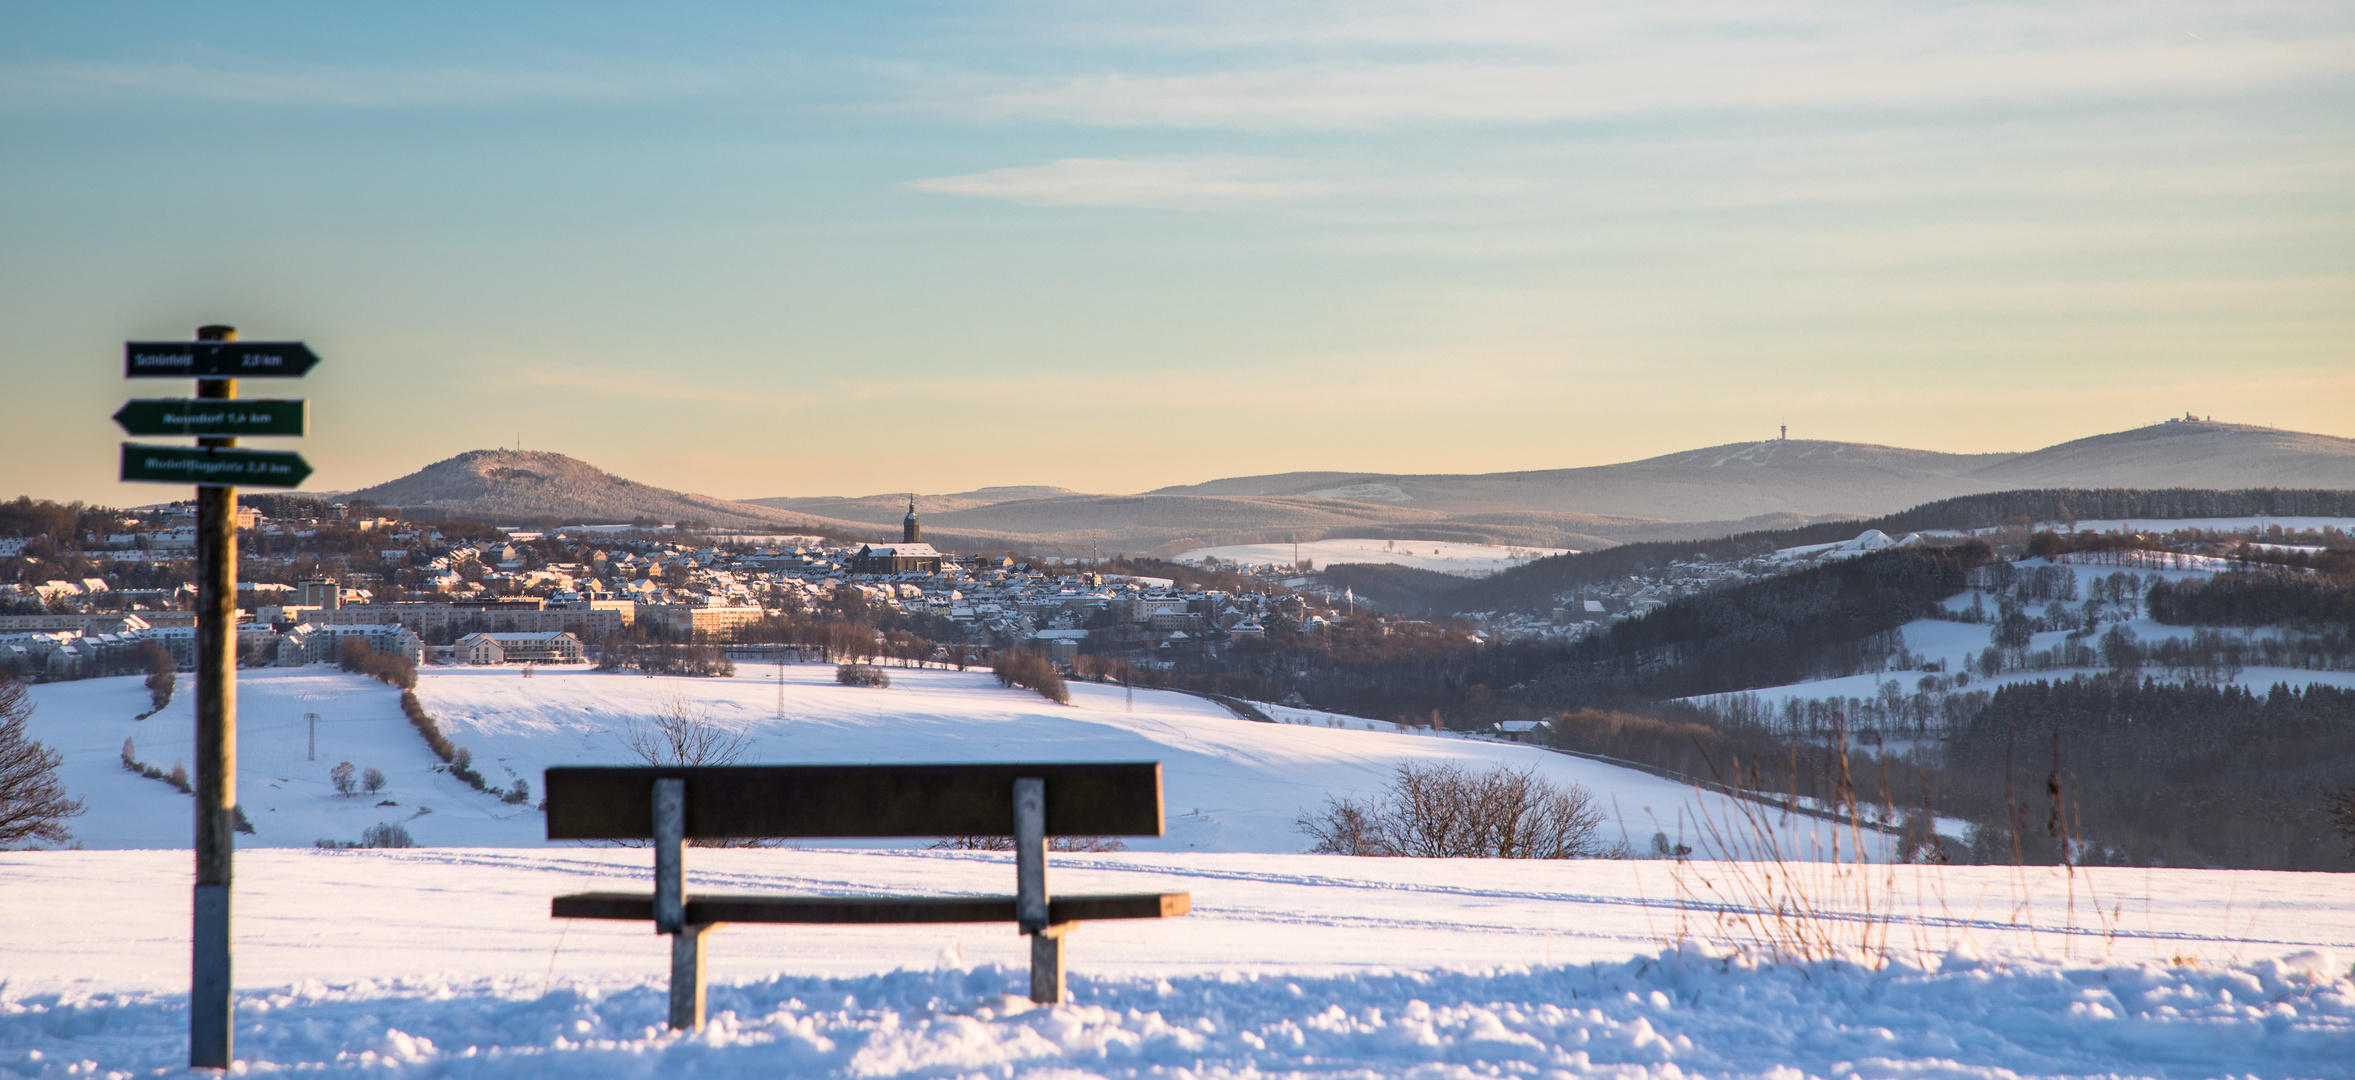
1177;539;1569;577
14;640;2355;1076
25;665;1816;857
1768;529;1922;563
2034;516;2355;535
3;849;2350;1078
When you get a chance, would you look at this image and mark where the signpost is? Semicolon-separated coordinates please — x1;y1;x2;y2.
120;445;314;487
114;399;308;438
125;340;322;379
118;325;319;1071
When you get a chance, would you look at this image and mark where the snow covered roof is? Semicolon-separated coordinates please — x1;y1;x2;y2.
859;543;941;558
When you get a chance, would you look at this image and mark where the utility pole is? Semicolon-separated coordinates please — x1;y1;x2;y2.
190;324;240;1071
306;712;317;762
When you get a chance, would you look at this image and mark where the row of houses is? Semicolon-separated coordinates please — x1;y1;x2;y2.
0;615;595;678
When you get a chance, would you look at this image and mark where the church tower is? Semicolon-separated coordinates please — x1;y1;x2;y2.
903;496;921;544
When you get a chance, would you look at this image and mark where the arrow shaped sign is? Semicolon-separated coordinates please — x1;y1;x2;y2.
120;444;313;488
125;341;321;378
114;399;308;437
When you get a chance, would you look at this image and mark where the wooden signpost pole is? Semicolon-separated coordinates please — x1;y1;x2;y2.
190;323;240;1070
117;324;319;1070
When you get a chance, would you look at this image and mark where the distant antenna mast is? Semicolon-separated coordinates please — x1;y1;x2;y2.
1780;425;1787;441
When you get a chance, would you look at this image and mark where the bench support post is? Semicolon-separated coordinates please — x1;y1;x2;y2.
1014;776;1065;1003
1013;776;1047;932
653;778;685;934
1030;923;1071;1004
669;923;714;1030
652;777;709;1030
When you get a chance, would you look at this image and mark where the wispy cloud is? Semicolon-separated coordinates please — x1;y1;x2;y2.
955;2;2355;129
908;155;1558;210
907;157;1334;209
0;56;733;111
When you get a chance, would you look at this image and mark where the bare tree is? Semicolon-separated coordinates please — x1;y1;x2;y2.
0;677;83;846
624;691;749;767
1297;761;1607;859
622;691;757;847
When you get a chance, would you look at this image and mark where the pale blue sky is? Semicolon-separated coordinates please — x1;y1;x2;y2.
4;2;2350;504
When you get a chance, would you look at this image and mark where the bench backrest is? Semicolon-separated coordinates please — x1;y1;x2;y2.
543;762;1164;841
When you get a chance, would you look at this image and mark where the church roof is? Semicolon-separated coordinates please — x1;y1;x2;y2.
858;543;940;558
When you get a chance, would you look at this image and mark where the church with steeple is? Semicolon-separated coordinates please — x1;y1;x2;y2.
850;496;943;575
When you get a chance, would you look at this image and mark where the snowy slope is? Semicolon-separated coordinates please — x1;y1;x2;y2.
1176;538;1570;576
2;849;2350;1077
1690;553;2355;714
26;666;1799;857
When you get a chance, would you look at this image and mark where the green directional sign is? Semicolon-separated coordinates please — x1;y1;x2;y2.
113;399;307;437
120;444;313;488
125;340;321;379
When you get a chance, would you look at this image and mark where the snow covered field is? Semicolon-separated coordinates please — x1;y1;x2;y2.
1177;539;1569;577
3;849;2350;1078
13;654;2355;1075
24;665;1783;856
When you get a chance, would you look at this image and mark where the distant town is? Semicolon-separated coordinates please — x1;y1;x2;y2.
0;497;1413;682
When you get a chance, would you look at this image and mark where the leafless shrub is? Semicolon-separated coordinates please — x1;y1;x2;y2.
1298;761;1607;859
992;650;1068;704
621;691;764;847
625;691;749;767
836;663;890;688
140;642;176;716
317;822;417;849
361;822;417;848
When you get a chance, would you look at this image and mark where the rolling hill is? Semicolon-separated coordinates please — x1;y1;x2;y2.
331;421;2355;554
338;450;878;537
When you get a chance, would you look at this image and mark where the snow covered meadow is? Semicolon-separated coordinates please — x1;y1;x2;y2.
4;847;2351;1077
29;664;1763;854
7;665;2354;1076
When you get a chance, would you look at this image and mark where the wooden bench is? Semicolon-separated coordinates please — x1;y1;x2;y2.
542;762;1189;1028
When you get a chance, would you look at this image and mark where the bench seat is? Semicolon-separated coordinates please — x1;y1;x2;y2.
545;763;1182;1025
554;890;1190;925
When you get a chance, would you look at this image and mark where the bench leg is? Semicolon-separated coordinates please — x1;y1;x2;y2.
669;923;715;1030
1029;923;1072;1004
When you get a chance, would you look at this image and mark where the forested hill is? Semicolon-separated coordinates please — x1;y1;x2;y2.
1440;488;2355;615
1524;544;1996;703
